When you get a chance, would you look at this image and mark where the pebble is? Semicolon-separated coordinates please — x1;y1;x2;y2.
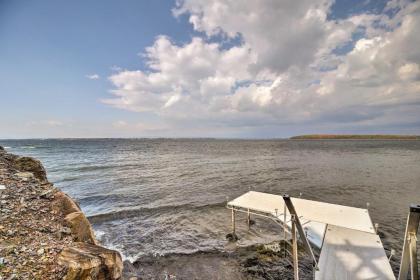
39;189;54;199
61;227;72;235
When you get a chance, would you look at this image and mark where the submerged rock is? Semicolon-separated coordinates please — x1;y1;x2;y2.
58;242;123;280
226;232;239;242
126;242;313;280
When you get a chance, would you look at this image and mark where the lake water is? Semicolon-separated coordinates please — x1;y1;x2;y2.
1;139;419;272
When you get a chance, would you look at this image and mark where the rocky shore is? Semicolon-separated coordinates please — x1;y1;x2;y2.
1;145;312;280
0;146;122;280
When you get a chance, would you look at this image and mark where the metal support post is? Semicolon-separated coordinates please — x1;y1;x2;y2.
398;204;420;280
283;194;318;270
247;208;251;230
284;204;287;257
292;214;299;280
231;207;236;234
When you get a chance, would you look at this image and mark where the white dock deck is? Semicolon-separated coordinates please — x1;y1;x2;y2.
315;225;395;279
228;191;375;233
227;191;396;279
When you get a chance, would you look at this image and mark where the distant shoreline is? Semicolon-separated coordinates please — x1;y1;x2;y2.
290;134;420;140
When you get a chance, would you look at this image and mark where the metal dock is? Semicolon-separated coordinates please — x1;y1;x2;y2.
227;191;398;279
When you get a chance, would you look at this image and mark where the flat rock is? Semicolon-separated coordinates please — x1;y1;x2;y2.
15;172;34;179
58;242;123;280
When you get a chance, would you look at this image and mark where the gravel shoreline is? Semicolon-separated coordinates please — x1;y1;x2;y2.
0;147;70;279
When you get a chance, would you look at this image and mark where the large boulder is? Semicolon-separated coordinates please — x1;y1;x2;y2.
53;191;81;215
65;211;97;245
12;156;47;182
0;146;6;155
58;242;123;280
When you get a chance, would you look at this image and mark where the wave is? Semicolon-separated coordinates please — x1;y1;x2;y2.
87;201;226;224
58;163;144;173
131;248;223;264
128;242;275;265
55;176;79;183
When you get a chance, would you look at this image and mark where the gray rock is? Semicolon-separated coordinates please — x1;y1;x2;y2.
58;242;123;280
12;156;47;182
15;172;34;180
39;189;54;199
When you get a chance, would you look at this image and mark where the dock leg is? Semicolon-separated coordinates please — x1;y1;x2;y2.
292;214;299;280
231;208;236;234
247;208;250;230
283;204;287;258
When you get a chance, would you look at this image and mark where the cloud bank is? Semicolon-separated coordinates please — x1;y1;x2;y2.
103;0;420;136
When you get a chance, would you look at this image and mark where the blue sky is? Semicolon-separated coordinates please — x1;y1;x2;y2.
0;0;192;137
1;0;419;138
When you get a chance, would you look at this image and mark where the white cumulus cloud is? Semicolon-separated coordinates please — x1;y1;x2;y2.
103;0;420;136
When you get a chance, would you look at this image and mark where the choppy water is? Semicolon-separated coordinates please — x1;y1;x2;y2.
1;139;420;272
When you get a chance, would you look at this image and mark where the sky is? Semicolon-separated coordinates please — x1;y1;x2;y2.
0;0;419;138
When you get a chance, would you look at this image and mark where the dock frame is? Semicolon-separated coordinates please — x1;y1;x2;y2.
398;204;420;280
226;191;396;280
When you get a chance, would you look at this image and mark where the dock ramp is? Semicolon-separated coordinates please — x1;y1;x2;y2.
315;225;395;279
